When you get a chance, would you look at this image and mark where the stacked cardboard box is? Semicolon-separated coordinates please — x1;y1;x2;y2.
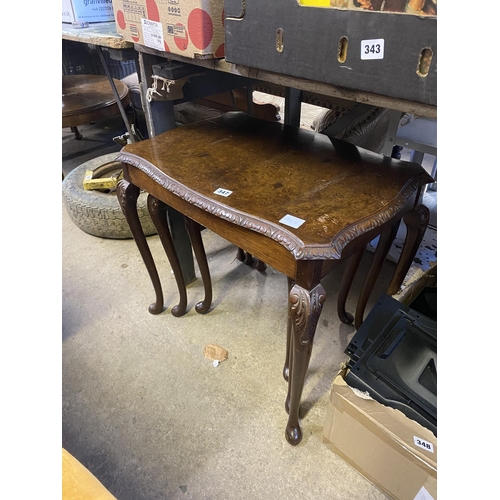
111;0;225;58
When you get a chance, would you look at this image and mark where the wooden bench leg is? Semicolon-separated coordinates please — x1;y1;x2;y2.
147;195;188;317
117;179;164;315
285;282;326;446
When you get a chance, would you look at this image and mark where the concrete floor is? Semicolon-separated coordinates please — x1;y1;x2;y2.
62;109;423;500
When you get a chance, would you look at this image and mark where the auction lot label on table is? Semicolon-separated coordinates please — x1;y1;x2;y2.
214;188;233;197
279;214;305;229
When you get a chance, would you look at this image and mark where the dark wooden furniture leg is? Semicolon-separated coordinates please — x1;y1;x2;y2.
236;248;255;266
236;248;246;262
285;281;326;446
147;195;188;317
256;260;267;272
283;277;295;383
354;220;401;328
117;179;164;315
184;217;213;314
70;126;82;140
388;204;430;295
244;252;254;266
337;248;365;325
237;248;267;271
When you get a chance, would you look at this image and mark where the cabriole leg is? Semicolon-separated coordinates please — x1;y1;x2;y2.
283;277;295;384
117;179;164;315
337;248;364;324
185;217;212;314
355;220;400;328
388;205;430;296
147;195;187;317
285;283;326;446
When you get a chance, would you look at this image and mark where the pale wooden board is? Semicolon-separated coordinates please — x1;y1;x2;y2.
62;21;133;49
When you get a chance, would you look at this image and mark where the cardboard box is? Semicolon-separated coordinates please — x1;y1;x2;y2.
224;0;437;106
62;0;116;23
323;369;437;500
112;0;225;58
298;0;436;16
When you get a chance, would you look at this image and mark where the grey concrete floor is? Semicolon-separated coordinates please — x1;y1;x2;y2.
62;111;405;500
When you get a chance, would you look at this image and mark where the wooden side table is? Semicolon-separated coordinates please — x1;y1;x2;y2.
116;112;433;445
62;74;130;139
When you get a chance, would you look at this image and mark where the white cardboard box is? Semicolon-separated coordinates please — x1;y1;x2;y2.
63;0;116;24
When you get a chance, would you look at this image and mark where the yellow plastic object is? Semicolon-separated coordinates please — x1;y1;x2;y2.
83;169;123;190
299;0;330;6
62;448;117;500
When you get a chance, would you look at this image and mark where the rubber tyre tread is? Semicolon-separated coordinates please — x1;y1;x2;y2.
62;152;157;239
92;160;123;179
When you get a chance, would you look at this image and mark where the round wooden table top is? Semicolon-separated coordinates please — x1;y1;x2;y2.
62;74;130;128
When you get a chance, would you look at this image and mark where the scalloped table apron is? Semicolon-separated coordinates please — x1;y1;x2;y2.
116;112;433;446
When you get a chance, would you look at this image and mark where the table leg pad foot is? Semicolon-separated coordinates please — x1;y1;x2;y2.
339;311;354;324
171;304;187;317
195;301;211;314
285;424;302;446
148;303;164;315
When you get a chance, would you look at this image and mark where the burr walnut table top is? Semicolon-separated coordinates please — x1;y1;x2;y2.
118;112;431;263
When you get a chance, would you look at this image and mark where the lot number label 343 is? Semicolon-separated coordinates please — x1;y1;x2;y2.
361;38;385;60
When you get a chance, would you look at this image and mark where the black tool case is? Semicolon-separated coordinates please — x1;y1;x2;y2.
344;292;437;436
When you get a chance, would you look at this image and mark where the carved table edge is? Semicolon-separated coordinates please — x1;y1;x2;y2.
328;173;433;258
117;152;432;261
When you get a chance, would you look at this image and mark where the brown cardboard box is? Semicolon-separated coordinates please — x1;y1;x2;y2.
112;0;225;58
323;369;437;500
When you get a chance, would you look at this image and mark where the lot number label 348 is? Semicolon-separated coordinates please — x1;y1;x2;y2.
413;436;434;453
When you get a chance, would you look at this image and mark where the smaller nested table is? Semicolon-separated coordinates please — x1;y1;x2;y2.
116;112;433;445
62;74;130;138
